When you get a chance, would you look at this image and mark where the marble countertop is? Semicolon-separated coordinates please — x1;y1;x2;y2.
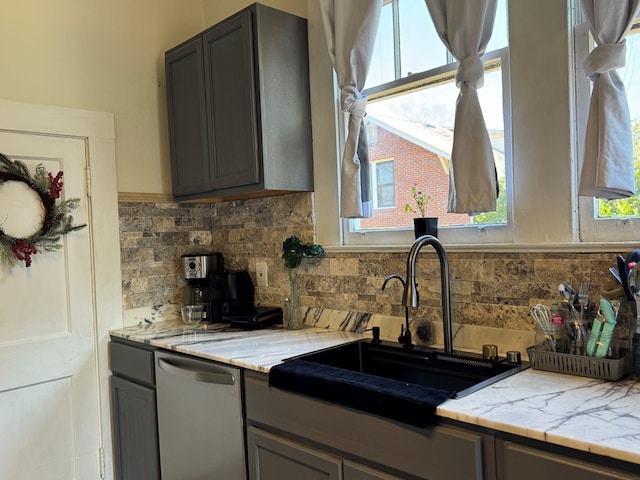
439;368;640;465
109;319;364;373
110;319;640;466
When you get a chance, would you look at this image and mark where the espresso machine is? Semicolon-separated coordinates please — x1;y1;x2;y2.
181;253;281;327
181;252;226;321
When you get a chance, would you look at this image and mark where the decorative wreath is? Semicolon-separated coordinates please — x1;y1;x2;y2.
0;152;86;267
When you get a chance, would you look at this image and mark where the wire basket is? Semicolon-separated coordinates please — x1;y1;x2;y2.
526;348;630;381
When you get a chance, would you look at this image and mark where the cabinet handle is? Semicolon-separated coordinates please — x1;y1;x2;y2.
157;358;235;385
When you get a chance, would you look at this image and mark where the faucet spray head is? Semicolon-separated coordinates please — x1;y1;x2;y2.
402;234;454;354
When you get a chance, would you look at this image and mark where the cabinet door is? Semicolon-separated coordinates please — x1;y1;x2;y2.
165;37;211;196
245;372;491;480
343;460;405;480
203;10;260;190
499;441;639;480
110;376;160;480
247;427;342;480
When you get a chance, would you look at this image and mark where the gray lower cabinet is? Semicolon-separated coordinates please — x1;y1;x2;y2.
343;461;406;480
247;427;403;480
109;339;160;480
497;439;640;480
247;427;342;480
244;371;495;480
165;3;313;202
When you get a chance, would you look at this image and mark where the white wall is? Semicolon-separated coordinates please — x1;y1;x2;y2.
203;0;306;24
0;0;307;196
0;0;205;195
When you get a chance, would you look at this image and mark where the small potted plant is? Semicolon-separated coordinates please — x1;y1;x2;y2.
405;184;437;238
282;235;324;329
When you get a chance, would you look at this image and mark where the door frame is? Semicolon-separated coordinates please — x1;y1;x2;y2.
0;98;123;480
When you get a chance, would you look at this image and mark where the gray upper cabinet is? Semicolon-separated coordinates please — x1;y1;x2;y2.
165;3;313;202
203;12;259;192
165;37;210;197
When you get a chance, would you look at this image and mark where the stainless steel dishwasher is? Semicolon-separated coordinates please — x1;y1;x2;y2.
154;350;246;479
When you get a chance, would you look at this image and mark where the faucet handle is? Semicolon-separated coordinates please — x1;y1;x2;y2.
398;324;414;349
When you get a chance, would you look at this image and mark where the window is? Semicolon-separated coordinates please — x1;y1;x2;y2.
577;17;640;242
367;122;379;145
372;159;395;209
309;0;622;249
348;0;510;245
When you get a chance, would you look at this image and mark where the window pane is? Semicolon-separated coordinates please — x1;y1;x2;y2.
366;3;395;88
366;0;507;88
352;70;507;231
597;27;640;219
398;0;447;76
357;68;506;232
472;68;507;226
486;0;508;52
377;160;394;184
366;0;450;89
375;160;396;208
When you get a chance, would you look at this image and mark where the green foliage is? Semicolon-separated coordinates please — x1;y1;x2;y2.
0;244;15;266
0;154;31;179
472;173;508;225
598;119;640;217
282;236;324;269
33;164;50;192
404;184;431;217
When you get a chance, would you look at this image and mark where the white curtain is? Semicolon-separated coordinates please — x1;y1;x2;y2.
425;0;498;214
578;0;640;199
318;0;382;218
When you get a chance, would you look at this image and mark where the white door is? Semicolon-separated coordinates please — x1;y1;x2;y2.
0;131;101;479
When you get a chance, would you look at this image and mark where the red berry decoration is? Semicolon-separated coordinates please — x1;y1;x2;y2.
48;171;64;199
11;240;38;267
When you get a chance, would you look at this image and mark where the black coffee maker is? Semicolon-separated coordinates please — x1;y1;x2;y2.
181;253;255;322
221;270;255;315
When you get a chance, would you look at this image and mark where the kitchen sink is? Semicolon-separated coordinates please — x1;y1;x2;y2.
269;340;528;427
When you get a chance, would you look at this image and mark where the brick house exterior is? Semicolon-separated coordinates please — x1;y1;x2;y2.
360;124;471;230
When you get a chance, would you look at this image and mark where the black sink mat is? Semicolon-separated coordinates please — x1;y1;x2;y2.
269;359;456;428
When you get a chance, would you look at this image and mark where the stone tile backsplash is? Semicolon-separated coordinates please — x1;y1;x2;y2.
118;193;633;346
119;201;212;321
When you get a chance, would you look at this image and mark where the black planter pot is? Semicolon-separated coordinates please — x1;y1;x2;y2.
413;217;438;239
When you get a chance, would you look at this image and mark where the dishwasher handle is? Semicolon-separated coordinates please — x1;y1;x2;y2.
157;357;235;385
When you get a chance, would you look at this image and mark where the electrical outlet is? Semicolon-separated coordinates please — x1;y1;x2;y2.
256;262;268;287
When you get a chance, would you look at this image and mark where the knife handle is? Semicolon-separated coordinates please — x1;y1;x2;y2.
594;322;616;358
586;318;604;357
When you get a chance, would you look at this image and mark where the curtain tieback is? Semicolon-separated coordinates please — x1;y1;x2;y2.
342;93;368;118
583;42;627;81
455;55;485;89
